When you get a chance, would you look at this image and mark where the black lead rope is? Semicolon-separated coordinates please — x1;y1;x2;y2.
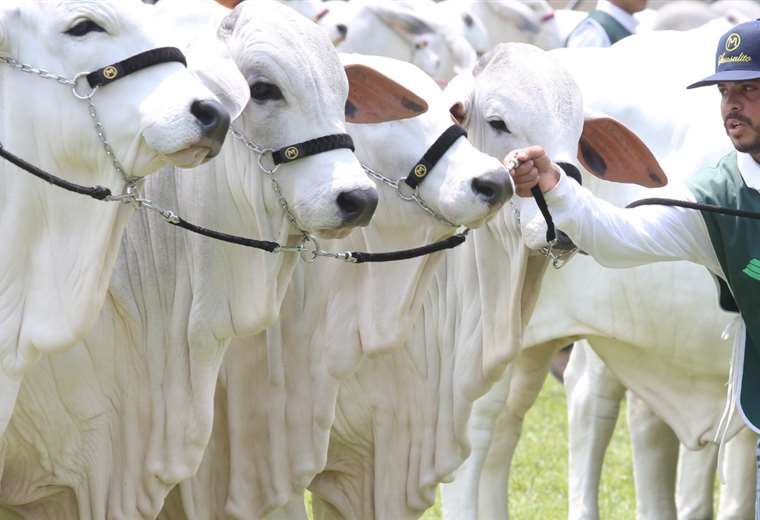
170;217;280;252
346;231;468;263
626;197;760;219
0;142;113;200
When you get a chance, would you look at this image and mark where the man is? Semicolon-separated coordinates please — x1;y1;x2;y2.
565;0;647;48
510;19;760;516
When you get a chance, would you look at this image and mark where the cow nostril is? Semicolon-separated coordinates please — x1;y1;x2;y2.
337;188;379;227
190;99;231;158
336;24;348;37
471;171;510;207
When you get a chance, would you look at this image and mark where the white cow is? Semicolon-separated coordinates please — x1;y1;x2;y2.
0;0;239;444
437;21;758;519
157;53;513;520
439;0;564;51
300;39;642;519
328;0;477;83
0;1;429;517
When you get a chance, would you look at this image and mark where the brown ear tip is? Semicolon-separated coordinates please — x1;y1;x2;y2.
216;0;244;8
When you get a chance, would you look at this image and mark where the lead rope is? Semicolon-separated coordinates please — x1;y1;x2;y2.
0;55;471;263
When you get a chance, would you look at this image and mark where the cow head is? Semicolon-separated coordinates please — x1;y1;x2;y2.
0;0;241;177
219;1;429;238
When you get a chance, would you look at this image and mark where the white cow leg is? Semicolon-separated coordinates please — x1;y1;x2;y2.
441;365;516;520
715;428;756;520
565;341;626;520
627;391;678;520
674;443;716;519
478;342;558;520
262;496;309;520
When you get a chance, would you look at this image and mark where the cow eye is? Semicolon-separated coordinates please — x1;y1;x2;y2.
250;82;284;103
488;119;510;133
463;13;474;28
64;20;107;37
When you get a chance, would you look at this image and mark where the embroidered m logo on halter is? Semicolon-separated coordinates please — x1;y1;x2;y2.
284;146;300;161
742;258;760;281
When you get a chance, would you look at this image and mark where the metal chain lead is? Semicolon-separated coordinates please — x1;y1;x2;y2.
0;56;355;262
0;56;74;86
230;127;306;234
360;163;458;227
0;55;135;194
86;98;134;185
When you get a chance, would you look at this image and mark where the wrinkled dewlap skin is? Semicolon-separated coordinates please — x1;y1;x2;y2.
0;0;386;518
158;55;513;520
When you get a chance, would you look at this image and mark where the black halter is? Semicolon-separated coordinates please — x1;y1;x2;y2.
271;134;355;166
403;124;468;189
85;47;186;89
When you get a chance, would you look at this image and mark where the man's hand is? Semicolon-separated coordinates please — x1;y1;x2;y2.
505;145;560;197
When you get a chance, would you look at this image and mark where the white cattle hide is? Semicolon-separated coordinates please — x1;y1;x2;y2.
440;0;564;51
331;0;477;83
433;21;757;520
0;0;240;454
0;1;429;517
158;54;513;520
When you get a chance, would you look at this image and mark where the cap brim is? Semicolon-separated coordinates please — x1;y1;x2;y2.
687;70;760;89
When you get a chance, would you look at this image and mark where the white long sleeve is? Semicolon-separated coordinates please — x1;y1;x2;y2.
543;170;724;278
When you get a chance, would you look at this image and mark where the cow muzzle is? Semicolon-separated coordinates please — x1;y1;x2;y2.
190;99;231;158
337;187;379;227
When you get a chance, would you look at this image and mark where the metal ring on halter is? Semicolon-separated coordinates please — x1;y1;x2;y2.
395;179;417;201
257;150;280;175
299;234;320;263
71;72;99;100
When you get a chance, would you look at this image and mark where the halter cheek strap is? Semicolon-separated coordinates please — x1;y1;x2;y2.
404;124;467;189
86;47;187;89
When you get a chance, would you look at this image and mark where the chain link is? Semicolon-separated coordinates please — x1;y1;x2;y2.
360;162;458;227
0;55;133;191
230;128;306;233
0;56;75;86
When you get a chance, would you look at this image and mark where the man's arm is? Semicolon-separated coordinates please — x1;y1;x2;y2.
509;146;723;274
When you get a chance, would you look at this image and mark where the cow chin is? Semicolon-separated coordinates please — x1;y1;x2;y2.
314;226;353;240
164;145;214;168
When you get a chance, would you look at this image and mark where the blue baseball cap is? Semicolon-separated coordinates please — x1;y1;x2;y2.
688;20;760;89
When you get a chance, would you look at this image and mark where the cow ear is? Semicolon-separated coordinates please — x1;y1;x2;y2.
366;4;435;40
344;63;428;124
187;37;250;121
447;34;477;74
443;71;474;126
579;112;668;188
215;0;244;8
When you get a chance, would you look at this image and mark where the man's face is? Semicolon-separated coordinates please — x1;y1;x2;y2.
719;80;760;155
